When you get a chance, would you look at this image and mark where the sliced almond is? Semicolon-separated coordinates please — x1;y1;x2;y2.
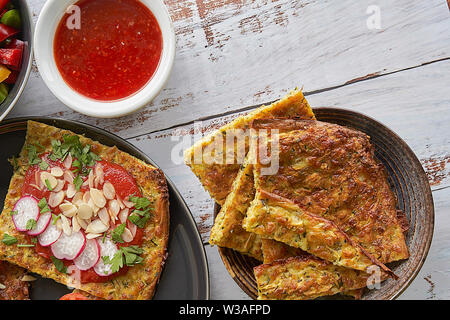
77;216;88;230
21;275;37;282
63;153;73;169
123;199;135;209
64;170;74;184
72;216;81;233
87;198;100;215
88;170;95;189
83;191;91;204
103;181;116;200
50;167;64;177
60;215;72;236
0;283;5;290
73;192;84;206
118;208;129;224
53;179;65;193
66;184;77;199
55;219;63;231
116;196;125;210
98;207;110;227
90;188;106;208
60;203;77;218
48;191;65;208
127;221;137;238
122;228;133;243
40;172;58;190
77;203;93;220
86;233;102;240
86;219;108;234
95;163;104;184
108;199;120;219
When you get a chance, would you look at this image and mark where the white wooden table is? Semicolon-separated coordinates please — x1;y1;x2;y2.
8;0;450;299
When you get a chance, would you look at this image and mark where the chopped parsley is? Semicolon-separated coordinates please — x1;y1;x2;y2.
51;256;67;274
39;160;49;171
73;174;83;191
111;223;126;244
102;246;144;273
25;219;37;231
44;179;53;191
49;134;101;175
127;195;153;228
25;144;42;165
2;233;17;245
38;198;50;214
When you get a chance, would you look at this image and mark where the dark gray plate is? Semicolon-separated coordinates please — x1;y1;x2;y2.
215;107;434;300
0;117;210;300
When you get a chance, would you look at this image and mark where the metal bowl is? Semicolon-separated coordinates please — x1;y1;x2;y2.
0;0;33;121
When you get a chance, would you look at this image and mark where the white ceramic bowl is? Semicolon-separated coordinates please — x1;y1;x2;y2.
34;0;176;118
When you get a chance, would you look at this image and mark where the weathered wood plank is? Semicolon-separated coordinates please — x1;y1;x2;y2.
399;187;450;300
8;0;450;139
128;59;450;242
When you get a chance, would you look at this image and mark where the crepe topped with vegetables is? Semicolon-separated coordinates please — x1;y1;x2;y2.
0;121;169;300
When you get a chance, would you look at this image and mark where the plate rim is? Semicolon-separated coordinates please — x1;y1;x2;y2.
0;116;211;300
213;106;435;300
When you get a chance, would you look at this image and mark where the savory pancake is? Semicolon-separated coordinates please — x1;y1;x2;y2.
250;119;409;265
254;255;372;300
184;90;315;205
0;121;169;300
0;261;30;300
260;239;366;299
243;189;393;275
209;157;263;261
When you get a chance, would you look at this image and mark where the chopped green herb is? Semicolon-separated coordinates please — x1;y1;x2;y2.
9;210;17;216
17;244;35;248
52;213;61;225
39;160;49;171
44;179;53;191
111;223;126;244
25;145;42;165
2;233;17;245
38;198;50;214
25;219;37;231
51;256;67;274
102;245;144;273
73;175;83;191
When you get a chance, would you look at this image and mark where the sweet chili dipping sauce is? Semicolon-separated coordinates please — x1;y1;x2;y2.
54;0;163;101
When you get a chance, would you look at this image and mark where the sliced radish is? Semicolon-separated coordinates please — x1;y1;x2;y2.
12;196;40;232
51;231;86;260
38;222;62;247
94;238;118;277
27;212;52;236
74;239;100;271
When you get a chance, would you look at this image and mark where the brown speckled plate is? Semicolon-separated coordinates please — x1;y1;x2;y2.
214;107;434;300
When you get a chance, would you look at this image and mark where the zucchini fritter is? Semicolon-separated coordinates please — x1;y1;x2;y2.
184;90;315;205
254;255;371;300
251;119;409;265
209;158;263;261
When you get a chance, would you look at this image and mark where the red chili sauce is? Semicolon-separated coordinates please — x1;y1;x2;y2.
22;155;143;283
53;0;163;101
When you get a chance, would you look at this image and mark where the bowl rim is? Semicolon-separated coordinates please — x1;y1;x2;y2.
33;0;176;119
0;0;34;122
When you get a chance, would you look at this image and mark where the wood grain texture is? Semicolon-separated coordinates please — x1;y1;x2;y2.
8;0;450;139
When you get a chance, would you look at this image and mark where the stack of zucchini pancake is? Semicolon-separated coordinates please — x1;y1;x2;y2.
185;90;409;300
